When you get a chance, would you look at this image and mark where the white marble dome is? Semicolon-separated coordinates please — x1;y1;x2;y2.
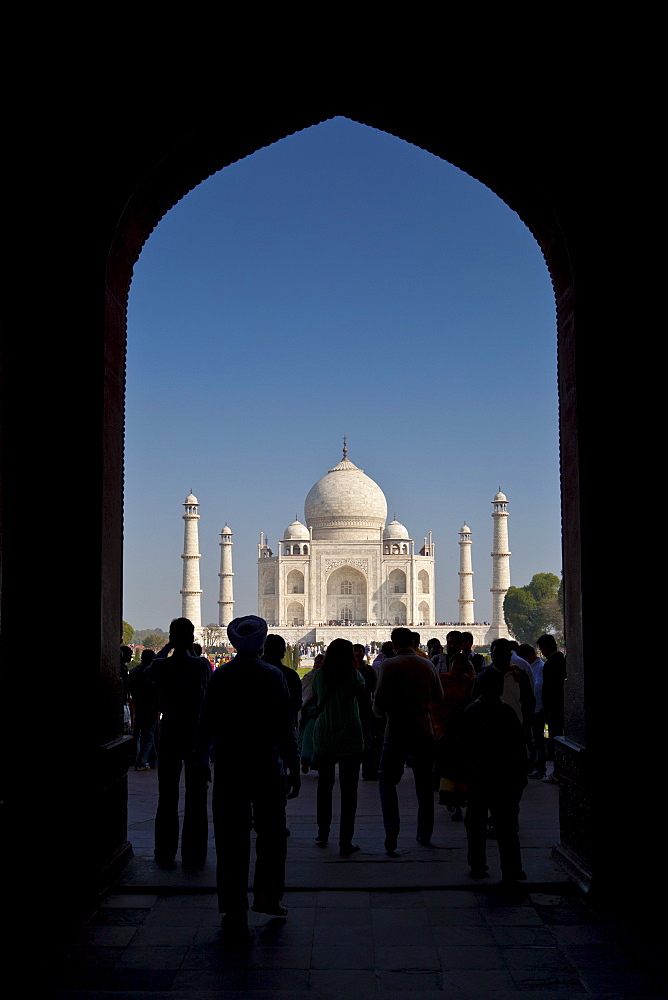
384;518;409;540
494;491;507;502
283;518;310;541
184;492;199;504
460;523;471;533
304;453;388;540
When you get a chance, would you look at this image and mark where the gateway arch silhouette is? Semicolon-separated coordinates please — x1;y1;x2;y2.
1;98;651;943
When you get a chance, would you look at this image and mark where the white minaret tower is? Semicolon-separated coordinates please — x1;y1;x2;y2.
218;524;234;626
180;492;202;628
490;489;511;634
458;523;475;624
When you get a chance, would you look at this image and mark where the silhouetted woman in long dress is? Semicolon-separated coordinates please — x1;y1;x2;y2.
311;638;372;856
299;653;324;772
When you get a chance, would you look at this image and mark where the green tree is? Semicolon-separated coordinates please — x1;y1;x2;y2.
281;643;301;670
141;632;165;650
122;620;134;645
504;587;538;644
526;572;560;604
504;573;563;645
134;627;168;645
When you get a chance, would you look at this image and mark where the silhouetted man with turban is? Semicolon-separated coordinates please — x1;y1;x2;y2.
195;615;301;933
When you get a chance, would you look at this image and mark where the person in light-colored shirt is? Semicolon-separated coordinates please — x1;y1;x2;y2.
519;642;546;778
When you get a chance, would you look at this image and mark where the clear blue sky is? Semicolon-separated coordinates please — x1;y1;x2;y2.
123;117;560;631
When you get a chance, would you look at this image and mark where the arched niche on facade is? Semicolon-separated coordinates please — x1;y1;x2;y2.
388;600;407;625
287;569;305;594
263;571;276;595
388;568;407;594
326;566;367;622
418;570;429;594
263;601;276;623
418;600;430;623
286;601;304;626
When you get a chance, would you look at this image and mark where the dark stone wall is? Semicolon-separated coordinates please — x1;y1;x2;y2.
0;71;659;945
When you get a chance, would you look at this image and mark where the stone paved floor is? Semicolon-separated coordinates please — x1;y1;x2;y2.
53;767;666;997
119;760;566;890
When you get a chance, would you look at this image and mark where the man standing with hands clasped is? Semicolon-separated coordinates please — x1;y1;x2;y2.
195;615;301;934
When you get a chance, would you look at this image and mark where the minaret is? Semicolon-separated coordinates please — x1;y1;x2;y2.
180;492;202;628
490;489;511;632
458;523;475;624
218;524;234;626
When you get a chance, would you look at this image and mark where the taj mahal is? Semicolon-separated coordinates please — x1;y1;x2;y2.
180;443;511;647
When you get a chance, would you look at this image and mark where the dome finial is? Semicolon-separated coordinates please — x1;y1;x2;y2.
342;435;348;460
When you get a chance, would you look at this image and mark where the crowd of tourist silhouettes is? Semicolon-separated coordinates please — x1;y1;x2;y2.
123;617;565;935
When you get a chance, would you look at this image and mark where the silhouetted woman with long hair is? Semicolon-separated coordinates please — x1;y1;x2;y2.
311;638;373;856
299;653;325;773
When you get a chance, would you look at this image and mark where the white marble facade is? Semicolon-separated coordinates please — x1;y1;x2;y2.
177;450;510;649
258;447;435;628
